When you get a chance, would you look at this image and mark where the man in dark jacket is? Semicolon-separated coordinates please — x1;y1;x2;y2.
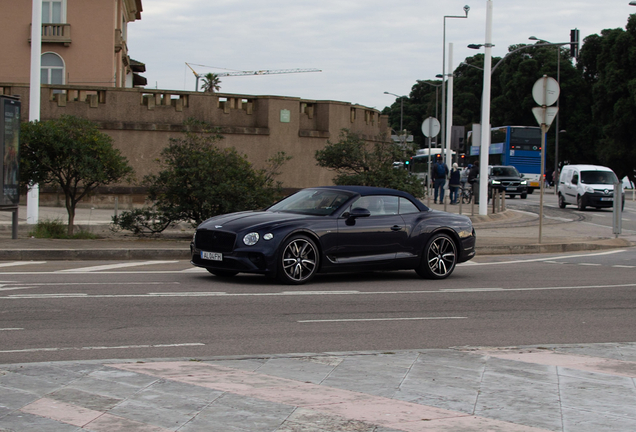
431;156;449;204
467;161;480;203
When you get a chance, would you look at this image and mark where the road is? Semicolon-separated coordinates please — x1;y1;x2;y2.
507;188;636;233
1;246;635;364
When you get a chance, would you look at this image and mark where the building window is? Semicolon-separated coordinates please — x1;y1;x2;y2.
42;1;65;24
41;53;65;85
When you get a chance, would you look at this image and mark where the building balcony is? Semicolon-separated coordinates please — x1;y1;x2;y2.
29;24;72;46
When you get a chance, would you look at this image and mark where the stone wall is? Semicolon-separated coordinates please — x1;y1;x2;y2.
4;84;389;207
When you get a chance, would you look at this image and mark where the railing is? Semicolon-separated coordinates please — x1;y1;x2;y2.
29;24;72;46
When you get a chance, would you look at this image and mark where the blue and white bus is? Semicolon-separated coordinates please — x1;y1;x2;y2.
467;126;543;193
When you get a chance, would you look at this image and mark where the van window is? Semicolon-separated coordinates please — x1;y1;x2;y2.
581;171;617;185
572;173;579;185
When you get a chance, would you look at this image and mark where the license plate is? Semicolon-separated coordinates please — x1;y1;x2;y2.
506;187;516;191
600;197;612;201
201;251;222;261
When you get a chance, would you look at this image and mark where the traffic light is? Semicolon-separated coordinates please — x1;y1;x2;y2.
570;29;580;58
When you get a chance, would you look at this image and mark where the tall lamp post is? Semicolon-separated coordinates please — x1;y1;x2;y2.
441;6;470;170
27;0;43;224
383;91;407;148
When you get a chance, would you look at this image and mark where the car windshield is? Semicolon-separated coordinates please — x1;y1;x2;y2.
268;189;353;216
491;167;520;177
580;170;617;184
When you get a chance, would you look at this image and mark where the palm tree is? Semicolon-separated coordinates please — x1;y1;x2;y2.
201;73;221;93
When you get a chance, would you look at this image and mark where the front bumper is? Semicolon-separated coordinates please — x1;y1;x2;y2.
581;193;624;208
190;242;277;275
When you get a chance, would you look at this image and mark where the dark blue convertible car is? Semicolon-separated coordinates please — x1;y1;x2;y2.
191;186;476;284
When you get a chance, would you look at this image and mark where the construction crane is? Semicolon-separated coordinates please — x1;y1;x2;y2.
186;63;321;91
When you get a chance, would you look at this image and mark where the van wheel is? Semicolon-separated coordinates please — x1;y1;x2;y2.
558;193;566;209
577;195;586;211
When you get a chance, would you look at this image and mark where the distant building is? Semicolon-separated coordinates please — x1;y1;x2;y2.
0;0;145;88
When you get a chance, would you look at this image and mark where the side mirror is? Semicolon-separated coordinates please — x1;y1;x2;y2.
345;207;371;219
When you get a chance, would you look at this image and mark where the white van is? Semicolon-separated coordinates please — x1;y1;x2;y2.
558;164;624;210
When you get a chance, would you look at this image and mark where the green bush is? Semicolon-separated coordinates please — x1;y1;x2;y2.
28;219;98;239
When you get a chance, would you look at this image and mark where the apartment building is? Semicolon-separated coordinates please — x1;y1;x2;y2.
0;0;145;88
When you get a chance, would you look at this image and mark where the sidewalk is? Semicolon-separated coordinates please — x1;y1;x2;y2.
2;343;636;431
0;203;633;260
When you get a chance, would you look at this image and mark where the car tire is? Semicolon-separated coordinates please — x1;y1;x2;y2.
520;193;527;199
416;232;457;280
206;269;239;278
558;193;566;209
277;235;319;285
577;195;586;211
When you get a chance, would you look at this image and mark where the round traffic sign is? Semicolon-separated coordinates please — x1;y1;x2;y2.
421;117;441;138
532;76;560;107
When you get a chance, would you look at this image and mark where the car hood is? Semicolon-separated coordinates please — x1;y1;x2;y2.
198;211;318;232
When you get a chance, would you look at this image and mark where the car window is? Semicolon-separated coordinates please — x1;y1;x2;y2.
399;197;420;214
492;167;519;177
268;189;353;216
581;170;617;184
350;195;398;216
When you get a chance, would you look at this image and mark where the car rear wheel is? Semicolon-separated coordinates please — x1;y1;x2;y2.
206;269;239;278
558;193;566;208
416;233;457;279
277;235;319;285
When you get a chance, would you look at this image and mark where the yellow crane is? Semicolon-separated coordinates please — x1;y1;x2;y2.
186;63;321;91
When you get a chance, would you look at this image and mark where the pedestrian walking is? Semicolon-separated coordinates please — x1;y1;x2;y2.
431;156;449;204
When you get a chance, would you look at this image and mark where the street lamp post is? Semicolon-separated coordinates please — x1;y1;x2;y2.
441;6;469;172
467;37;577;214
384;91;407;148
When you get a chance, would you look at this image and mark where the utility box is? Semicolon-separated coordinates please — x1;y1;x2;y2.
0;95;21;206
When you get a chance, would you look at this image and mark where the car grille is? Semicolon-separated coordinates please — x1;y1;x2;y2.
195;230;236;252
499;181;521;187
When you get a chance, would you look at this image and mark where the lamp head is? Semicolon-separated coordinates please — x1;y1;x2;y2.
463;5;470;16
467;44;482;50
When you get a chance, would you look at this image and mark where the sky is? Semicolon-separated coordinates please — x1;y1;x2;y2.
127;0;636;112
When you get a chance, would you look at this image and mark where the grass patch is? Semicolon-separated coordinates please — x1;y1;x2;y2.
28;219;99;239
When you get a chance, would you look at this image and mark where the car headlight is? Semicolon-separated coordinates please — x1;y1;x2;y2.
263;233;274;241
243;232;260;246
491;180;501;185
520;180;527;185
585;186;594;193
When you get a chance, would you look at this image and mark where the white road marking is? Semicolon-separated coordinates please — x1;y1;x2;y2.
0;281;179;292
0;328;23;331
57;261;179;272
299;317;467;323
0;261;46;268
579;263;602;266
0;342;205;354
3;283;636;300
467;249;625;266
613;265;635;268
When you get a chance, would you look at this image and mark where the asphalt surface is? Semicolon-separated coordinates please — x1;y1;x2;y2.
1;199;635;431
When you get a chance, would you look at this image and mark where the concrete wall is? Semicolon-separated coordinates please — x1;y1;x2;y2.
4;84;389;206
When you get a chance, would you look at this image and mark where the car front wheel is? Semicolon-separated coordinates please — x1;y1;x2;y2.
577;195;586;211
558;193;566;208
416;233;457;279
277;235;319;285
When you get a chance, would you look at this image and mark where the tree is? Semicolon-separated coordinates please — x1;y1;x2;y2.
142;119;289;227
577;15;636;185
20;115;134;235
201;73;221;93
315;129;423;197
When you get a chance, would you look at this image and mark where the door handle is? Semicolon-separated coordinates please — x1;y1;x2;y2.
391;225;403;231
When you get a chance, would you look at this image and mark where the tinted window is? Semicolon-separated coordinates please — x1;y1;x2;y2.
490;166;520;177
399;197;420;214
580;170;617;185
350;195;398;216
268;189;352;216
